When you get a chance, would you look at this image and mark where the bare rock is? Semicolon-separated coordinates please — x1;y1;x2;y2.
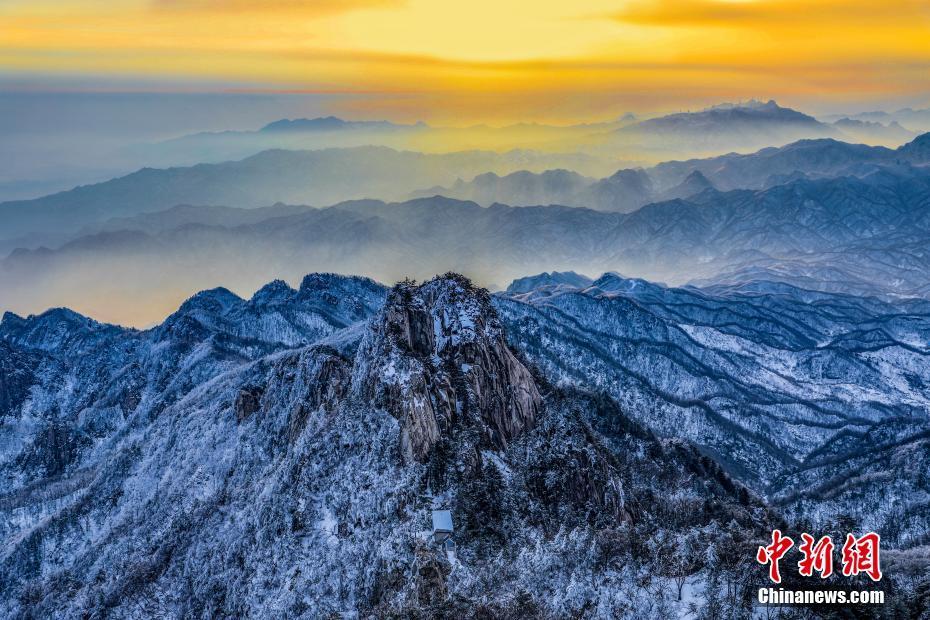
234;385;264;422
356;274;541;461
258;346;352;441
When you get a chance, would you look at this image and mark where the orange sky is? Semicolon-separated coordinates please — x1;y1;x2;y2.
2;0;930;122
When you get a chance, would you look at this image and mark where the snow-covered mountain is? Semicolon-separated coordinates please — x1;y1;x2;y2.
495;273;930;543
506;271;594;295
0;273;782;617
1;272;927;616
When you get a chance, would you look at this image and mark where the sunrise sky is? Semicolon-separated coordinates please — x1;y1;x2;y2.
2;0;930;122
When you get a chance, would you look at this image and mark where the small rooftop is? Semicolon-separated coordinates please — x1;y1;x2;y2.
431;510;453;533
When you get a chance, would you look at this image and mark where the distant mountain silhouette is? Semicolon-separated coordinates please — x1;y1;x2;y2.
4;131;929;271
826;105;930;132
831;117;915;144
0;147;601;242
411;132;930;211
259;116;426;133
654;170;715;202
411;169;594;207
7;166;930;323
615;100;838;151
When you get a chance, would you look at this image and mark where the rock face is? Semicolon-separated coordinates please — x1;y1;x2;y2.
265;345;354;441
234;385;263;421
356;274;541;461
0;340;37;420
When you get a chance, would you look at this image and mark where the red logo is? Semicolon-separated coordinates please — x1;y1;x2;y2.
841;532;882;582
757;530;882;583
756;529;794;584
798;533;834;578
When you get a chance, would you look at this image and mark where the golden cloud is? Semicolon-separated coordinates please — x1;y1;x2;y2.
615;0;930;27
151;0;401;15
1;0;929;123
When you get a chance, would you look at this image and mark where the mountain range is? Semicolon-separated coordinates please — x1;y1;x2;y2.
415;132;930;211
2;271;926;617
4;130;927;260
6;153;930;324
4;99;915;207
614;100;837;151
136;101;914;175
410;167;715;212
5;90;930;618
831;118;915;144
825;106;930;133
498;273;930;543
0;147;609;246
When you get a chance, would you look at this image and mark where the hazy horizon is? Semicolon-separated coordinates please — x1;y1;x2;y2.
3;0;930;325
4;0;930;201
1;88;926;201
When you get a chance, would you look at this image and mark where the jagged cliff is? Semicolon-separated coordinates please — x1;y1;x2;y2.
356;274;541;461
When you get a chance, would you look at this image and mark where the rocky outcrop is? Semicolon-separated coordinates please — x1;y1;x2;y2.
355;274;542;461
0;340;37;420
234;385;264;422
258;345;353;442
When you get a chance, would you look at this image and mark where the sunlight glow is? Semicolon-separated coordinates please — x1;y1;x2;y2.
1;0;929;121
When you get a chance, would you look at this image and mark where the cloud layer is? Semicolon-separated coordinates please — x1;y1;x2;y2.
1;0;928;121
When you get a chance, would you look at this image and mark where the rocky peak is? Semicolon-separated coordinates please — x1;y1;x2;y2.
506;271;593;295
680;169;713;190
606;168;653;192
156;287;244;343
297;273;384;299
250;279;295;305
0;311;26;332
166;287;244;327
295;273;387;328
152;273;386;349
355;273;541;461
0;307;113;352
300;272;348;292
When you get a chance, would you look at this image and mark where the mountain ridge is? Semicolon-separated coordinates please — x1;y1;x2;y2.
411;132;930;211
7;165;930;324
0;146;605;242
1;272;803;617
6;129;928;248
